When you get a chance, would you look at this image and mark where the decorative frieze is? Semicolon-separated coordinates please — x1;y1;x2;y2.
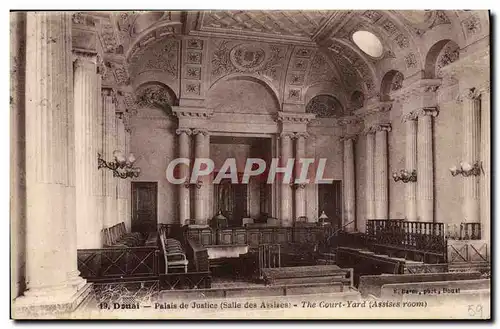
172;107;214;119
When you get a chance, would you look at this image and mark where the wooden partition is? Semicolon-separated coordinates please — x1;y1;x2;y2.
182;225;334;248
77;246;159;282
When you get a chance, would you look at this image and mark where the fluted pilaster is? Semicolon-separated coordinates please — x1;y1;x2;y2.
403;112;418;221
461;88;481;223
365;131;375;220
280;132;294;226
294;132;308;220
124;124;132;232
342;135;356;231
479;83;490;243
94;72;104;245
374;124;391;219
102;88;117;228
22;12;81;300
193;129;209;223
116;113;128;226
417;108;438;222
176;128;192;225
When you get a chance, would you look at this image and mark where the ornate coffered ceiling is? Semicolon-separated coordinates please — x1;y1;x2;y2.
77;10;489;113
191;10;334;43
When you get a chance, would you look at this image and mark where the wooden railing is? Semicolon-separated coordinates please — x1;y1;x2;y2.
77;246;159;282
258;244;281;279
365;219;446;256
446;223;482;240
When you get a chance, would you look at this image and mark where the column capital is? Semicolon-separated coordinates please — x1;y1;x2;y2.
457;87;482;103
192;128;209;136
101;87;118;104
341;134;358;142
366;123;392;133
279;132;295;139
176;128;193;136
73;50;98;67
293;132;309;140
416;107;439;118
401;111;419;123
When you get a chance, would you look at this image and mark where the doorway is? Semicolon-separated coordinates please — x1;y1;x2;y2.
318;181;342;230
131;182;158;233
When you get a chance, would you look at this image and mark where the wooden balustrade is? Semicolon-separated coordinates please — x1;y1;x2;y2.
365;220;446;258
446;223;482;240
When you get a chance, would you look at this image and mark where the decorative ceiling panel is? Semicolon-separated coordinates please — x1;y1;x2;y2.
199;10;334;41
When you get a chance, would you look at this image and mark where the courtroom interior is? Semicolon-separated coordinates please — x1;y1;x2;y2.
10;10;491;317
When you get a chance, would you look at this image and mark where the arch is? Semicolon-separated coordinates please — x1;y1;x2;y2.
306;94;344;118
304;81;348;110
380;70;404;100
207;74;281;114
135;81;177;116
424;39;460;79
209;73;281;107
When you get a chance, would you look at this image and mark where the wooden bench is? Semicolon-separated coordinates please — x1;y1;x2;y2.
358;271;483;297
262;265;353;287
159;231;188;273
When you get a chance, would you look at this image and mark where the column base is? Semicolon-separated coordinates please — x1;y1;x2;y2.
13;283;93;319
68;272;87;290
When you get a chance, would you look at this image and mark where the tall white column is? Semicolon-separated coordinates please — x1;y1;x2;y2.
193;129;209;223
93;71;104;245
480;83;490;243
21;12;82;301
102;88;117;229
461;88;481;224
365;131;375;220
280;132;293;226
404;112;418;221
294;132;307;220
343;136;356;231
116;113;127;226
74;51;99;248
417;107;438;222
374;124;391;219
176;128;192;225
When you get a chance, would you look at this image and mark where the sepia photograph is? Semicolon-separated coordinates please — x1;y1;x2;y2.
9;9;491;320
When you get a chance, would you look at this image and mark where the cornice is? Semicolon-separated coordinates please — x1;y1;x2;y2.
172;107;214;119
439;47;489;80
354;100;393;118
392;79;442;104
275;112;316;124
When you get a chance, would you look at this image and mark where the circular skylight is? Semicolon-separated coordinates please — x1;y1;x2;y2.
352;31;384;58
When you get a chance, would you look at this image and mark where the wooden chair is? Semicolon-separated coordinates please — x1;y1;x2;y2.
159;233;188;273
